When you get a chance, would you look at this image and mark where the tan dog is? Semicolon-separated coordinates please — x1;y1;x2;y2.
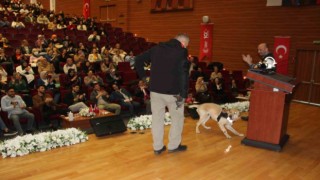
194;103;244;139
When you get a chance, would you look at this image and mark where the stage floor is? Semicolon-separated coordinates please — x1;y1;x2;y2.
0;102;319;180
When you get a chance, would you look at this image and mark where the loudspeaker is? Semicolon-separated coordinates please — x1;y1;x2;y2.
90;115;127;137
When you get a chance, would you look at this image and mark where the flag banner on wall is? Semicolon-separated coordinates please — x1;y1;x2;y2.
83;0;90;19
199;23;213;61
274;36;290;75
318;0;320;5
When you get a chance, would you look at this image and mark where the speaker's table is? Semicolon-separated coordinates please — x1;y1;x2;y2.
61;110;114;131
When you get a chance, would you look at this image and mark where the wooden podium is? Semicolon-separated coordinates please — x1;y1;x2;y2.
241;70;298;151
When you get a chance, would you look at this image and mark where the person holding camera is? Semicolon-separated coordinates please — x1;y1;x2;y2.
195;76;212;103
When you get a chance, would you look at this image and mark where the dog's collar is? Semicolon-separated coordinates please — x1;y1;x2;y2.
217;112;228;122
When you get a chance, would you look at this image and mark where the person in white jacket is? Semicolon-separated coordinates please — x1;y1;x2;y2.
16;60;35;86
88;31;100;42
11;17;25;29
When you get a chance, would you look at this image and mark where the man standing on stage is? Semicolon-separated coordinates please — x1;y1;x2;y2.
135;33;190;155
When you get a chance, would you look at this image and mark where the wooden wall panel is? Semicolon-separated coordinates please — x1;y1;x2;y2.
36;0;320;75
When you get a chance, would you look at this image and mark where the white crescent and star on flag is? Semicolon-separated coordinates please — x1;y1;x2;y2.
275;44;287;59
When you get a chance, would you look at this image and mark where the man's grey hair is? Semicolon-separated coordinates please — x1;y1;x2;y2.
175;33;190;42
175;33;190;48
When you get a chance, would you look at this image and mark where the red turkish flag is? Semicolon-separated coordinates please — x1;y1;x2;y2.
274;36;290;75
317;0;320;5
199;23;213;61
83;0;90;19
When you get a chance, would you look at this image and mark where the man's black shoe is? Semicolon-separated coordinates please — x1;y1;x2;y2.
25;130;34;134
168;145;187;153
154;146;166;155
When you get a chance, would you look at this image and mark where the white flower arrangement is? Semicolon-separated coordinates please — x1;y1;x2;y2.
221;101;250;112
0;128;88;158
127;112;172;131
127;101;249;131
78;108;96;117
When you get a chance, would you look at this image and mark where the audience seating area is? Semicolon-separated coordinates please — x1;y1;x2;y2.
0;1;249;133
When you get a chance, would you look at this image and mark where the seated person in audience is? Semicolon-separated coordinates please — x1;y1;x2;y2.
20;39;33;56
48;19;58;31
57;48;70;63
109;43;127;58
209;66;222;82
37;71;60;104
195;76;212;103
11;17;25;29
101;48;112;61
64;84;88;112
0;17;11;28
12;48;26;64
212;77;227;104
1;87;35;136
100;58;115;74
191;67;206;81
81;60;95;74
0;116;18;137
188;56;198;75
134;80;151;114
65;69;81;87
9;73;29;94
89;42;100;53
38;57;55;76
66;43;77;57
29;49;44;73
34;35;48;52
67;21;76;30
97;27;107;37
87;20;97;31
48;34;62;47
24;12;36;25
110;84;140;117
185;92;195;105
19;5;29;17
106;69;122;85
16;60;35;88
73;49;86;69
63;57;77;74
83;70;104;87
61;36;73;48
88;48;102;63
77;20;87;31
57;21;67;30
90;83;121;115
0;66;8;85
0;74;7;95
32;85;68;129
88;31;100;42
37;13;50;25
112;50;124;65
0;33;9;48
124;50;136;69
0;48;14;75
78;42;89;55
